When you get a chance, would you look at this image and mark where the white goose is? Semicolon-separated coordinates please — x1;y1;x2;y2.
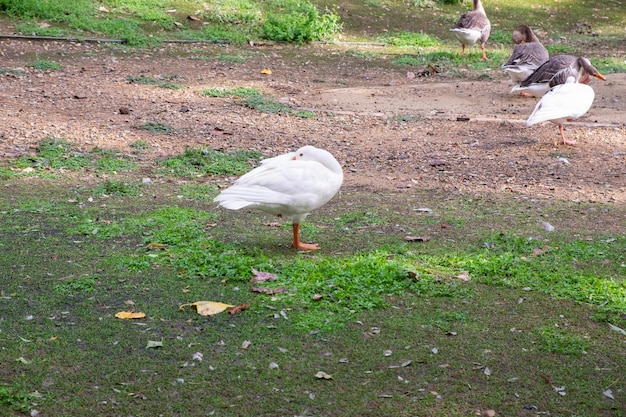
526;77;595;145
214;145;343;251
450;0;491;61
501;24;549;83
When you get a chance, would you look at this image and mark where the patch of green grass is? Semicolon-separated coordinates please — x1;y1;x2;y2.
376;31;440;47
535;326;589;355
0;385;33;414
593;57;626;74
126;75;183;89
455;233;626;315
52;274;97;297
10;137;137;174
94;180;141;196
28;60;62;71
200;87;262;98
237;94;293;114
0;67;26;76
545;44;576;55
135;121;179;135
0;167;16;179
178;183;218;201
335;210;383;230
390;114;421;122
129;139;149;155
295;110;316;118
157;147;263;177
14;137;91;171
262;2;342;43
217;54;248;63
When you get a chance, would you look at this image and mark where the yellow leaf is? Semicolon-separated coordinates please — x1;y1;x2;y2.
314;371;333;380
179;301;235;316
115;311;146;319
260;68;272;75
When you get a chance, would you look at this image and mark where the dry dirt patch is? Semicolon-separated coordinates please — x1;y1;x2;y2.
1;39;625;204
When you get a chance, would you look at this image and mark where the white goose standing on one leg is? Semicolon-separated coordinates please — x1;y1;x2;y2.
214;145;343;251
450;0;491;60
526;77;595;145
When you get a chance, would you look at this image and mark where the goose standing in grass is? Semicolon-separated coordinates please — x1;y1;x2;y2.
502;24;549;83
526;76;595;145
511;55;606;97
450;0;491;60
214;145;343;251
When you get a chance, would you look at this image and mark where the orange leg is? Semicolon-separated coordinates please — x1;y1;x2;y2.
559;125;577;145
480;43;488;61
291;223;320;251
461;43;466;57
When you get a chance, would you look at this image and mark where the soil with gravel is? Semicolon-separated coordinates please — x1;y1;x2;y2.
1;37;625;204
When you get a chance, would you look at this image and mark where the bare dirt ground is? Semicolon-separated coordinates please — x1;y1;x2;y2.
1;38;625;204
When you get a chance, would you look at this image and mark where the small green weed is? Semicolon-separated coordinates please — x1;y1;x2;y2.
200;87;261;98
28;60;62;71
129;140;149;154
376;31;439;47
94;180;141;196
52;275;97;297
238;95;292;114
178;183;218;201
335;210;382;230
390;114;421;122
536;326;589;355
262;2;342;43
0;385;32;413
295;110;316;118
126;74;183;89
0;68;26;76
135;121;179;135
158;147;263;177
11;137;137;174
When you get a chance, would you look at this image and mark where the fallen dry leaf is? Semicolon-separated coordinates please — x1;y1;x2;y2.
314;371;333;380
115;311;146;319
260;68;272;75
228;303;250;315
250;268;277;283
179;301;234;316
146;242;168;250
455;271;470;281
145;340;163;349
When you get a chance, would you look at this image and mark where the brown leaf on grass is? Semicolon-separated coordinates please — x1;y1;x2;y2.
455;271;470;281
314;371;333;380
312;294;324;301
228;303;250;315
250;268;277;283
179;301;234;316
115;310;146;319
404;235;431;242
252;286;286;295
146;242;168;250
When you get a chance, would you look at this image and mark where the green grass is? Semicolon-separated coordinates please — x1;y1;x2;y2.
157;147;264;177
1;176;625;416
9;137;137;174
0;0;343;45
200;87;262;98
27;60;62;71
126;74;184;89
237;94;293;114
